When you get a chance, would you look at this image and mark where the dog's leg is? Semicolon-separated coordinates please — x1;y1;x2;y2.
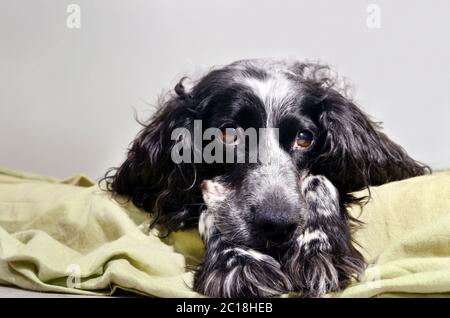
193;210;292;298
283;174;365;297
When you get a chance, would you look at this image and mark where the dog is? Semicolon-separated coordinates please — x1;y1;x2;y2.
103;59;428;297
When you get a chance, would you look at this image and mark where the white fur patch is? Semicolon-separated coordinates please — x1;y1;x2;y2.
201;180;229;207
244;77;293;105
224;247;275;264
233;59;296;126
298;229;331;251
301;229;328;243
198;211;215;241
243;76;295;126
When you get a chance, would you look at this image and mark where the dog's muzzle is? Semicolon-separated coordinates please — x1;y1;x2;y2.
251;188;301;245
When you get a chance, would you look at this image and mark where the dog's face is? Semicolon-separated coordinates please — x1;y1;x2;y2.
194;60;320;250
106;58;427;241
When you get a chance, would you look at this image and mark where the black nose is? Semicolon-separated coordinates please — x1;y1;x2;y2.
251;190;300;245
254;210;298;243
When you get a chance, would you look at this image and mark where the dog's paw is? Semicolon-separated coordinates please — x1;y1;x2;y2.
297;252;340;297
283;233;365;297
194;247;292;298
283;243;338;297
300;252;365;297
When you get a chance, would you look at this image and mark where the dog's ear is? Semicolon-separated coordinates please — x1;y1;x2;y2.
299;64;429;194
103;79;202;231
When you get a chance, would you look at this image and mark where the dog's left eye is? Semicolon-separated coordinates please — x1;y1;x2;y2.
220;127;240;146
294;130;314;149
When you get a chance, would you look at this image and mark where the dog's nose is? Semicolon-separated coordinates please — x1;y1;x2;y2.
255;215;298;243
253;202;299;243
251;189;301;244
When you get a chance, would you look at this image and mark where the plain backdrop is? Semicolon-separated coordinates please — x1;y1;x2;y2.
1;0;449;179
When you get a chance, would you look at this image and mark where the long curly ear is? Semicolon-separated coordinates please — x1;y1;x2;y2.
298;64;430;194
103;80;202;231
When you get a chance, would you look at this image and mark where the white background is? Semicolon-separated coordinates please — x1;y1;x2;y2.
1;0;449;179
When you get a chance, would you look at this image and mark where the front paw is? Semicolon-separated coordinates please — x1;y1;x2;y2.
283;234;365;297
283;240;337;297
194;247;292;298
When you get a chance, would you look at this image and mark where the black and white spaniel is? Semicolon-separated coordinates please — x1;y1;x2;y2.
103;59;428;297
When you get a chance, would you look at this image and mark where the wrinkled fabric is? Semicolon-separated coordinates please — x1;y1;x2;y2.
0;168;449;297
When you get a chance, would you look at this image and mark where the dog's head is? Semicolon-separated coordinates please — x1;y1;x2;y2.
105;59;428;250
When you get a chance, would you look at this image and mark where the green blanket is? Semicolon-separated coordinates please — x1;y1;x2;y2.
0;168;449;297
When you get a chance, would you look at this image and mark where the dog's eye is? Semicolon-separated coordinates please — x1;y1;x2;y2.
294;130;314;149
220;127;240;146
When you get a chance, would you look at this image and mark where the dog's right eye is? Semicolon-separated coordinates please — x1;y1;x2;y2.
220;127;240;146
